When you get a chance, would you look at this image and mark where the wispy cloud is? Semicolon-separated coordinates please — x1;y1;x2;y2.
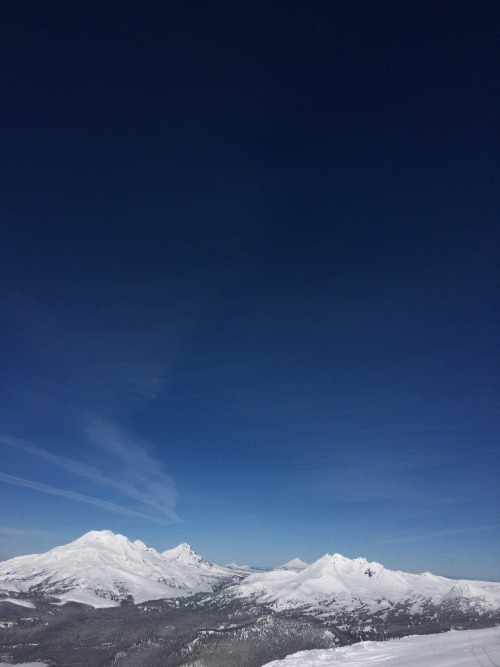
378;525;493;545
1;420;179;524
9;295;190;415
0;472;170;523
1;433;106;480
0;526;49;538
85;417;178;517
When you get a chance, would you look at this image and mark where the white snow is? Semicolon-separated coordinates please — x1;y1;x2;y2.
1;531;499;616
226;562;267;575
227;562;253;571
262;626;500;666
281;558;309;571
235;553;500;615
1;598;35;608
162;542;215;569
0;530;238;608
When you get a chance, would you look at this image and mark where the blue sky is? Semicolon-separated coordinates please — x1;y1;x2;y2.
1;1;499;580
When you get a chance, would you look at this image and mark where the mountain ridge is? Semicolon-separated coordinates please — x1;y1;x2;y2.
230;550;500;620
1;530;499;617
0;530;239;607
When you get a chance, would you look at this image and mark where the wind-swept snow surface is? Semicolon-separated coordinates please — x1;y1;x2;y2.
263;627;500;666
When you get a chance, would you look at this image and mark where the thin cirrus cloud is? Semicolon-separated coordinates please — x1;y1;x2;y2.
10;296;186;414
0;526;49;538
84;416;178;517
377;526;494;545
0;473;169;523
0;421;179;524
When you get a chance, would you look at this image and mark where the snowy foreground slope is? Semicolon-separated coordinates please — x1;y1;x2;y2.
262;626;500;666
0;530;238;607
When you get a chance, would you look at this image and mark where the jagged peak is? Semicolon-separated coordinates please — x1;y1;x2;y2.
317;553;371;565
162;542;211;566
163;542;193;556
315;553;344;564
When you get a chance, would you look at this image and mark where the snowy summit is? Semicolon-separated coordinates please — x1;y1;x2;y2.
1;531;500;617
234;552;500;617
0;530;237;607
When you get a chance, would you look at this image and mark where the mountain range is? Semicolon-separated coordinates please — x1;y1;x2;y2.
1;530;499;617
2;531;500;667
0;530;241;606
232;551;500;620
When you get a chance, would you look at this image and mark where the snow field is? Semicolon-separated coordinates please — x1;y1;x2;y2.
262;627;500;666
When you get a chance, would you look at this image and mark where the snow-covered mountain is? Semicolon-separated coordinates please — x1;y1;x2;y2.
225;562;268;577
232;552;500;617
1;535;500;667
162;542;210;566
1;532;499;619
0;530;238;607
280;557;309;571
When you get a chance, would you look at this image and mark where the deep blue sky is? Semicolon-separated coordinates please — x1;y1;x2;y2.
1;1;498;579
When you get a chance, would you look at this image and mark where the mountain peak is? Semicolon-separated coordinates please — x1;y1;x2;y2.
71;531;158;554
71;529;132;546
0;531;237;608
162;542;211;566
280;557;309;571
2;532;500;615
